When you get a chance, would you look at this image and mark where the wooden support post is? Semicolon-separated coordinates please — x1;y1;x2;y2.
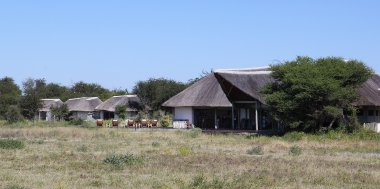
232;104;235;130
214;109;217;129
255;102;259;131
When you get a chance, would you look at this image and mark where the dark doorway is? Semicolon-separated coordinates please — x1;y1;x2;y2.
216;109;232;129
103;111;115;120
234;103;256;130
40;111;47;120
194;109;215;129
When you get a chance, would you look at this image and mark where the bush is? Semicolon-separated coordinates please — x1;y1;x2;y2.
178;146;191;156
187;175;226;189
69;117;84;125
189;128;202;138
159;115;171;127
190;174;207;188
77;145;89;152
351;128;380;141
283;132;305;142
103;153;143;169
151;141;160;147
0;139;25;149
5;105;24;124
289;145;302;156
325;130;345;140
247;146;264;155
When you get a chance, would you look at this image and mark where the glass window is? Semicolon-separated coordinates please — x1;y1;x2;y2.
368;110;374;116
357;109;363;116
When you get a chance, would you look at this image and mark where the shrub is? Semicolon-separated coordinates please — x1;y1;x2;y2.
77;145;89;152
187;175;228;189
69;117;84;125
283;132;305;142
5;105;24;124
190;174;207;188
351;128;380;141
103;153;143;169
246;134;259;139
189;128;202;138
325;130;345;140
289;145;302;156
159;115;171;127
152;141;160;147
115;104;128;120
0;139;25;149
247;145;264;155
178;146;191;156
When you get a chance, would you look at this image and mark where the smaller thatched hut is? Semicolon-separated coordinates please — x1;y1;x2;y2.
65;97;102;120
38;99;63;121
95;95;143;119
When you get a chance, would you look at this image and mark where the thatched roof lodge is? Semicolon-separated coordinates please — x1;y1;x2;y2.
163;67;275;130
355;74;380;125
95;95;143;119
65;97;102;120
162;73;232;129
164;66;380;132
38;99;63;121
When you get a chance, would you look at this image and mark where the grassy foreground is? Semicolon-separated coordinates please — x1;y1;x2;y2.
0;125;379;189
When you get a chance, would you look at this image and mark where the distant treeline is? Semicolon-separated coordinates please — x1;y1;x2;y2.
0;72;208;123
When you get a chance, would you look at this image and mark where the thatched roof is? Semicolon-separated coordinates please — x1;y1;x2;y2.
40;99;63;112
355;74;380;106
214;67;274;103
162;73;232;107
65;97;102;112
164;66;379;108
95;95;142;112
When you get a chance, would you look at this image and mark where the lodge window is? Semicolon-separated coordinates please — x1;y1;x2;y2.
376;110;379;116
368;110;374;116
357;109;363;116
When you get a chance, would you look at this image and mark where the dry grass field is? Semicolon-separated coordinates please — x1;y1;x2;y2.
0;123;379;189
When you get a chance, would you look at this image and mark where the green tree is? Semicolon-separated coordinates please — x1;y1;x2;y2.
5;105;23;123
115;104;128;120
133;78;187;111
0;77;21;119
50;104;69;121
71;81;112;100
261;56;372;133
20;79;44;119
187;70;211;85
45;83;71;101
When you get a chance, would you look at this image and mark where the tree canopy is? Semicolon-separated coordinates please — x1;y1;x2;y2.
20;79;44;119
0;77;21;119
133;78;187;111
50;104;69;121
262;56;373;133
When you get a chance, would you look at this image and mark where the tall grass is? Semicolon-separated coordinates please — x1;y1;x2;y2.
0;126;379;188
0;139;25;149
103;153;144;169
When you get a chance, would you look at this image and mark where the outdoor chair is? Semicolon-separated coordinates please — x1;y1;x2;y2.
112;119;118;127
96;119;103;127
151;119;158;127
126;119;135;127
141;119;148;127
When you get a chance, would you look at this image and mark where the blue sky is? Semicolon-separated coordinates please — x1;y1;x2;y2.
1;1;379;91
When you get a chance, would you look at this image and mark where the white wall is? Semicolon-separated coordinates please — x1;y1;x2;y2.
174;107;193;124
72;111;94;121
